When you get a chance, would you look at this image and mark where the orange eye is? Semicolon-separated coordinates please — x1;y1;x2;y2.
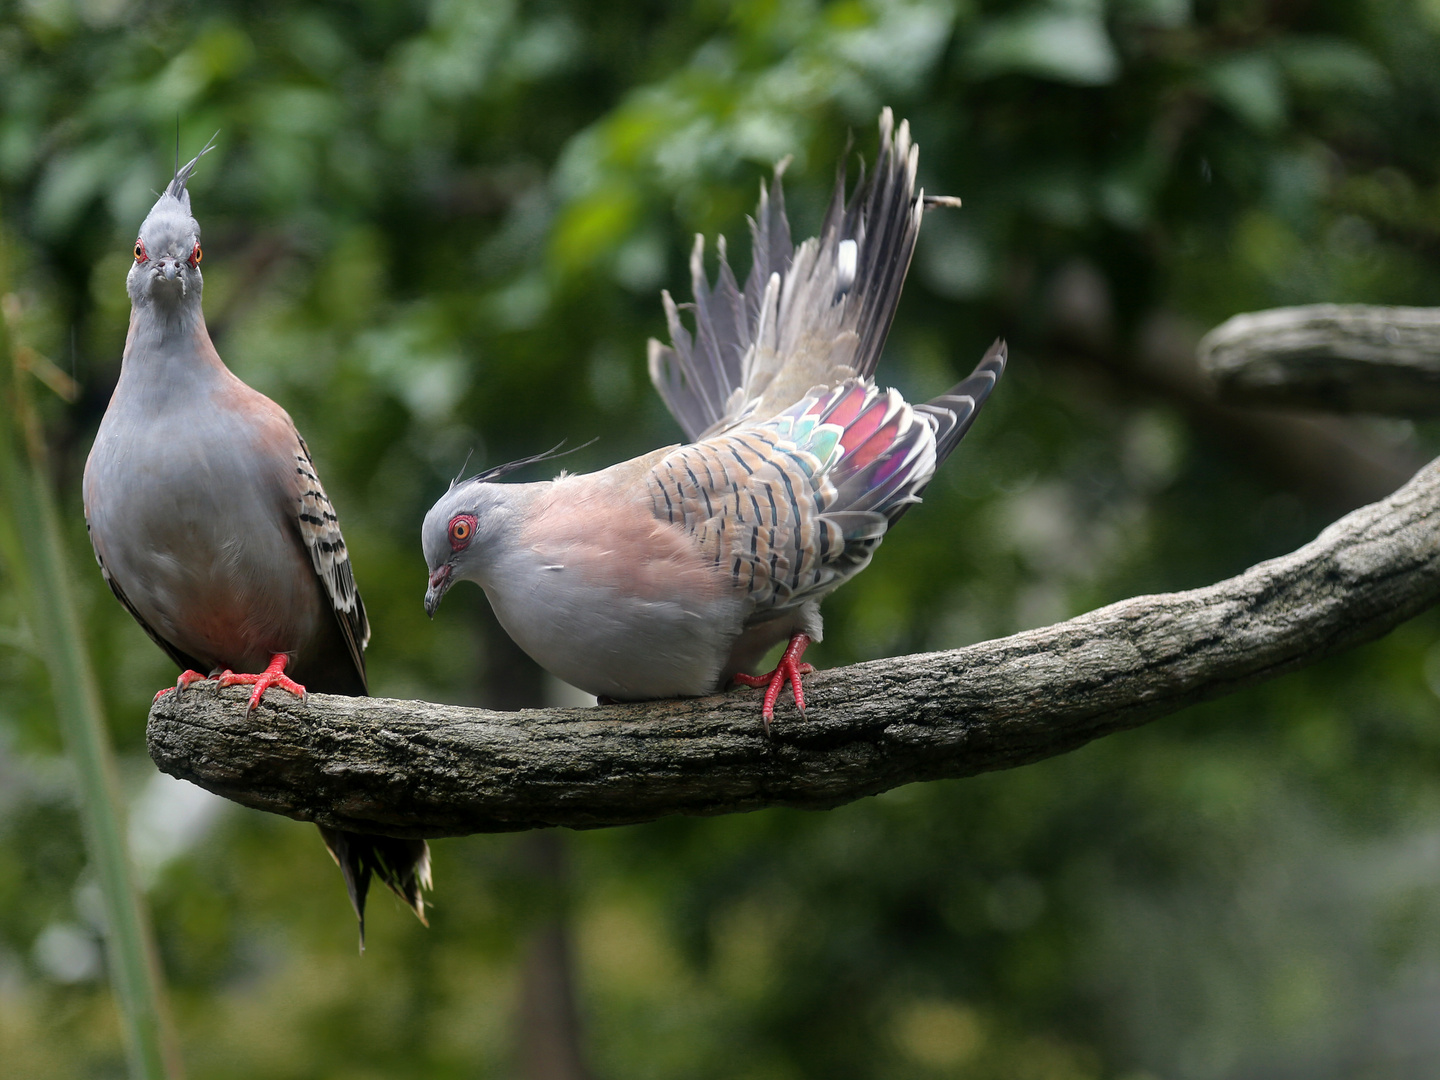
189;242;202;267
448;515;476;550
134;239;147;262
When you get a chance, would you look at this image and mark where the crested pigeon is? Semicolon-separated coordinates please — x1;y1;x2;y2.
83;138;430;947
423;109;1005;724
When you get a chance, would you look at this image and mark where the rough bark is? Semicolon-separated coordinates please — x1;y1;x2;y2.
147;453;1440;838
1198;304;1440;415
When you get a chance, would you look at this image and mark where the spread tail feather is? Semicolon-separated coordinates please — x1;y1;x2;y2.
650;108;952;441
319;826;433;952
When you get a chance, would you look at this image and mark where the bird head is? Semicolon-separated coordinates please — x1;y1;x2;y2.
127;134;217;310
422;442;582;617
421;479;504;618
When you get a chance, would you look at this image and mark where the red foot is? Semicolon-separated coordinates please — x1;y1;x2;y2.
153;669;210;703
216;653;306;713
733;633;814;729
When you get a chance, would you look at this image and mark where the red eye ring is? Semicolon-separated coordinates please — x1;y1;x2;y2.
189;242;202;267
134;239;147;262
448;514;477;551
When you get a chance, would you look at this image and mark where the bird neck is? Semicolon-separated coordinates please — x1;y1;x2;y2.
118;302;230;400
126;293;207;351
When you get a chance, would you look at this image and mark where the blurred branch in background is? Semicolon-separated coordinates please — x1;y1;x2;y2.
0;240;182;1075
1199;304;1440;416
1040;266;1427;515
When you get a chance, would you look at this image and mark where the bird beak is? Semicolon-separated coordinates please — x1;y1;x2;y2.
424;565;452;618
151;260;187;296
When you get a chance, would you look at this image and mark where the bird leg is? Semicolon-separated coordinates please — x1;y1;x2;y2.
216;653;307;712
733;633;814;728
152;669;210;703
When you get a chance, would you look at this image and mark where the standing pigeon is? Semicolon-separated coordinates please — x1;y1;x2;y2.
84;138;430;947
422;109;1004;724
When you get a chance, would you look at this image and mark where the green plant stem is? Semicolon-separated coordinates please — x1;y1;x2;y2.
0;247;183;1078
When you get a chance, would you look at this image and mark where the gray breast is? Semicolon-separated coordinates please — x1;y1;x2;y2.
86;386;319;673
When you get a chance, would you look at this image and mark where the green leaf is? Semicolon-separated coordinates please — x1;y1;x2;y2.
1207;52;1287;132
967;9;1120;87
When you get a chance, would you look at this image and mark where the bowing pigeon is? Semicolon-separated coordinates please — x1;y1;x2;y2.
83;138;430;946
422;109;1005;724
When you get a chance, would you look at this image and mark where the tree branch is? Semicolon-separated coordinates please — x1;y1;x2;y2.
1198;304;1440;415
147;454;1440;838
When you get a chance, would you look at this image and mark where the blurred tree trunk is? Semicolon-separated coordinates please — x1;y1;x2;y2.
516;832;592;1080
476;610;592;1080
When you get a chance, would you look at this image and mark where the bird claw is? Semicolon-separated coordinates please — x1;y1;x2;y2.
216;653;306;713
733;633;814;730
153;669;209;702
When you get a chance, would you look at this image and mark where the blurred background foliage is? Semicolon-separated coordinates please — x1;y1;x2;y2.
4;0;1440;1076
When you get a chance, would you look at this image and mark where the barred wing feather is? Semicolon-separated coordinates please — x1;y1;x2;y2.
292;433;371;685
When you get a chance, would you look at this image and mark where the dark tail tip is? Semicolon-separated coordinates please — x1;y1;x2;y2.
921;338;1008;465
319;827;433;952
